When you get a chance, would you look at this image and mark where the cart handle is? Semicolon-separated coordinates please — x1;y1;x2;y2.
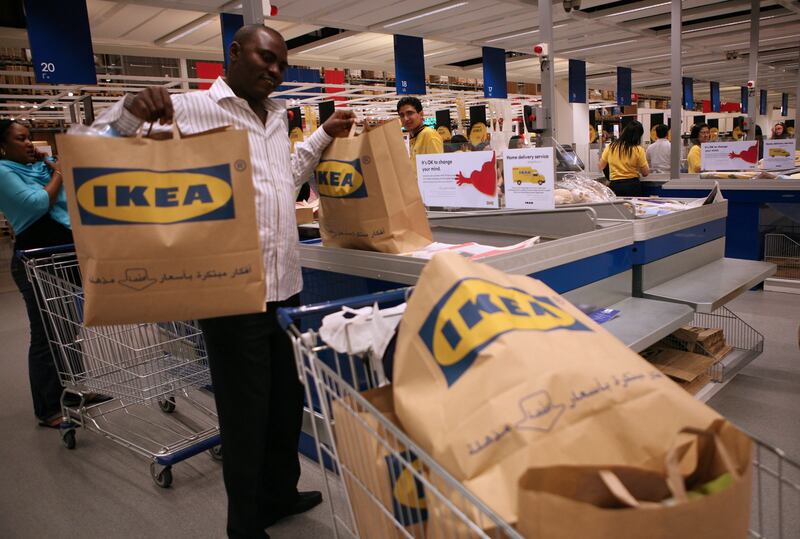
277;287;412;331
16;243;76;259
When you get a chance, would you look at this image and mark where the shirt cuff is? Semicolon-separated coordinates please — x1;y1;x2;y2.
114;95;144;135
307;126;333;153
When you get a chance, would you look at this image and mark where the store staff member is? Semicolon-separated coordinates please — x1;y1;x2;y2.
687;123;710;174
93;24;354;539
598;120;650;197
397;96;444;159
646;124;671;173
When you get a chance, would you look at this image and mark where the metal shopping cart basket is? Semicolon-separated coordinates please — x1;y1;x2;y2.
279;289;800;539
20;245;221;488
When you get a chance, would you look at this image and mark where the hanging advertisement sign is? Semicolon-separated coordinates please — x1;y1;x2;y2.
710;81;720;113
394;35;426;95
502;147;555;210
762;140;795;170
617;67;632;106
701;141;759;171
416;151;498;208
682;77;693;110
482;47;507;99
569;59;586;104
25;0;96;84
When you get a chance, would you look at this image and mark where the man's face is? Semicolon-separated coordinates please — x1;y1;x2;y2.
229;29;288;101
398;104;423;132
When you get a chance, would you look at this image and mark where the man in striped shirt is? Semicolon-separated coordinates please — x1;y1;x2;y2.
94;24;354;539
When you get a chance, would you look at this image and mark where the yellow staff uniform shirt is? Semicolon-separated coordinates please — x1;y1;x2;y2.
687;144;701;173
601;144;648;181
410;126;444;160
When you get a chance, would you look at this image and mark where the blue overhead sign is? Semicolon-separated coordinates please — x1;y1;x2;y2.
760;90;768;115
682;77;693;109
617;67;631;106
781;93;789;117
710;81;720;113
394;35;426;95
482;47;507;99
740;87;748;114
24;0;96;84
220;13;244;70
569;59;586;104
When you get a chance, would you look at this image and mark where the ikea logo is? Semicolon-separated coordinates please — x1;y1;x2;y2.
73;164;235;225
419;278;591;387
385;451;427;525
315;159;367;198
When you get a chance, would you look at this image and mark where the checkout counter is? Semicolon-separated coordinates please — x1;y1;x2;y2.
643;172;800;261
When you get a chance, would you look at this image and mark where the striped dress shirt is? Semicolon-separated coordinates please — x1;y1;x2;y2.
94;77;332;302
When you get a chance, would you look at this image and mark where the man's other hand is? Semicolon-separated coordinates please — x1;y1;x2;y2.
126;87;174;124
322;110;356;138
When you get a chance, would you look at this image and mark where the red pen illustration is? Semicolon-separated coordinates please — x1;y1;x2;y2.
728;142;759;164
455;153;497;197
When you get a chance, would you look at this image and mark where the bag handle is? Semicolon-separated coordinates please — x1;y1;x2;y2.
347;121;357;138
599;424;740;507
138;121;182;140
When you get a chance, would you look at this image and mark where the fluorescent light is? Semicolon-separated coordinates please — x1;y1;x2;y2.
485;23;567;44
424;48;457;58
683;15;777;34
566;40;637;54
383;2;468;29
67;92;73;96
164;18;214;44
608;2;669;17
298;39;343;54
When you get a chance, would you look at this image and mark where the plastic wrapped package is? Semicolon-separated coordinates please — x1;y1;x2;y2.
555;173;616;205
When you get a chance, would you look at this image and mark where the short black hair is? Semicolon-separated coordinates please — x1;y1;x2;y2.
450;134;468;144
689;122;709;145
655;124;669;139
0;119;20;144
397;96;422;114
231;24;284;48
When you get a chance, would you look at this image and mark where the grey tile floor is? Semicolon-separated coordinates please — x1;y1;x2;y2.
0;258;798;537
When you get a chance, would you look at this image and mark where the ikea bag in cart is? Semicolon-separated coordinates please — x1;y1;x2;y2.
392;251;721;531
315;120;432;253
57;127;265;325
517;419;753;539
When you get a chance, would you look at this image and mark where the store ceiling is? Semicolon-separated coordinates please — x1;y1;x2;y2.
0;0;798;109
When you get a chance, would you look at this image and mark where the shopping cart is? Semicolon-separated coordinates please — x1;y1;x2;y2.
279;289;800;539
20;245;221;488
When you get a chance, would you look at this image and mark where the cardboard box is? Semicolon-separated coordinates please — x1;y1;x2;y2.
640;346;717;395
669;326;732;361
295;206;314;225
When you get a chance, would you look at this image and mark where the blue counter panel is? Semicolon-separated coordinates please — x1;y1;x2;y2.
632;218;726;265
530;246;632;293
641;186;799;260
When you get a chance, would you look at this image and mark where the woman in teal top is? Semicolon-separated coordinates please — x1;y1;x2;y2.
0;120;73;428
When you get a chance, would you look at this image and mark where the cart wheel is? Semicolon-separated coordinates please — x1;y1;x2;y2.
209;445;223;461
158;397;176;413
61;429;76;450
150;463;173;488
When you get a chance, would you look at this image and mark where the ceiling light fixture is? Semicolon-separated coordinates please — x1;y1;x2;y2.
67;92;74;96
424;48;457;58
608;2;670;17
565;40;637;54
485;23;567;43
683;15;777;34
383;2;469;29
163;18;214;44
298;39;345;54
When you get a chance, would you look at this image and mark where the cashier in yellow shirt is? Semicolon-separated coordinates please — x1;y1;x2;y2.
397;96;443;161
598;120;649;197
687;123;710;173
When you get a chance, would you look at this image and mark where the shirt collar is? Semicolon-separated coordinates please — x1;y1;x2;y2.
208;76;284;112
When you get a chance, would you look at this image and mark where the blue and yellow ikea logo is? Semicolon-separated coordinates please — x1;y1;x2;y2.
419;278;591;387
385;451;427;525
314;158;367;198
73;164;235;225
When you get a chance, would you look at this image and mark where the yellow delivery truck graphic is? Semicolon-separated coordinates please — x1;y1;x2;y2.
511;167;546;186
768;147;790;157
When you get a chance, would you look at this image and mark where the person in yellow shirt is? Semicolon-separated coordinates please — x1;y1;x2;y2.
598;120;649;196
397;96;443;161
687;123;710;173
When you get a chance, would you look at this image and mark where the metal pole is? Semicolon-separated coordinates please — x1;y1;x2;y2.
670;0;681;177
179;58;189;90
539;0;556;148
747;0;759;133
796;47;799;150
242;0;263;25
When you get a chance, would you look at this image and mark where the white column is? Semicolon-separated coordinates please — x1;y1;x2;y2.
670;0;682;177
554;80;590;164
179;58;189;90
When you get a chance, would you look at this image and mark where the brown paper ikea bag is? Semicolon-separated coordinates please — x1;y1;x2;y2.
517;419;753;539
392;251;720;528
57;127;265;325
332;386;426;538
315;120;432;253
